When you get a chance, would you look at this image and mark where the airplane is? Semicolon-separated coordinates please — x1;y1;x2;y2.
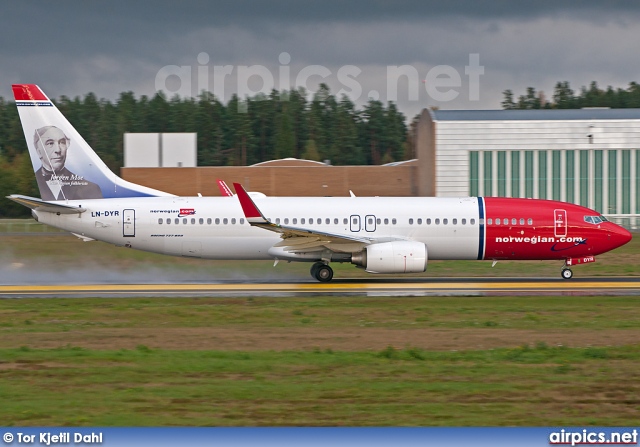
7;84;633;282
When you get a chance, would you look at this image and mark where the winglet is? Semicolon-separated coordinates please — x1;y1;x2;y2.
217;179;234;197
233;183;269;224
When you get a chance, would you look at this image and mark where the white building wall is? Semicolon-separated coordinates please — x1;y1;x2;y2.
435;119;640;198
162;133;197;167
124;133;160;168
124;133;197;168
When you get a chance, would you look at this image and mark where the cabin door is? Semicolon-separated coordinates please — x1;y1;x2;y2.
123;209;136;237
554;209;567;238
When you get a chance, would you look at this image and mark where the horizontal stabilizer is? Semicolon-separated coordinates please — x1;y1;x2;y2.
7;195;86;214
71;233;95;242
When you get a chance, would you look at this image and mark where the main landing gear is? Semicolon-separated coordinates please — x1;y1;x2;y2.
561;268;573;280
310;261;333;282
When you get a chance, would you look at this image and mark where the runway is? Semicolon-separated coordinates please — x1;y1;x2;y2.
1;277;640;297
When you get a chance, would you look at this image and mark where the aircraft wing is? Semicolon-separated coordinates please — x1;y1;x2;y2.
233;183;375;253
7;195;87;214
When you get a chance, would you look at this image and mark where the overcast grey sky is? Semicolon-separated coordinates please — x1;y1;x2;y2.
2;1;640;117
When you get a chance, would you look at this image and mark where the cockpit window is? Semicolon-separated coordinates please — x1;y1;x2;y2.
600;215;609;222
584;215;604;225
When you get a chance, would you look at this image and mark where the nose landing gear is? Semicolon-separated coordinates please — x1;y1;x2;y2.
310;261;334;282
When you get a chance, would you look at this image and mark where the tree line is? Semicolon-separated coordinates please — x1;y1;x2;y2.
0;84;410;217
502;81;640;109
2;80;640;217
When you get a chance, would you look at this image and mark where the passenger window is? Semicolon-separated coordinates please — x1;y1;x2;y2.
325;218;330;225
503;218;508;225
417;218;422;225
527;218;532;225
343;218;348;225
471;218;476;225
435;218;440;225
426;218;431;225
488;218;493;225
496;218;500;225
199;218;204;224
191;218;196;224
276;218;281;224
377;218;381;224
175;218;179;225
223;218;228;225
409;218;414;225
392;218;397;225
207;218;212;225
334;218;339;225
158;218;163;224
317;218;321;224
443;218;448;225
453;218;457;225
284;218;289;224
511;218;517;225
293;218;297;224
301;218;305;224
215;218;220;225
519;218;524;225
462;218;467;225
166;218;171;224
384;218;389;225
231;218;236;224
240;218;245;224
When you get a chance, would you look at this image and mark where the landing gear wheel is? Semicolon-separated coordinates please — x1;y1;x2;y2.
310;262;324;279
561;268;573;280
315;264;334;282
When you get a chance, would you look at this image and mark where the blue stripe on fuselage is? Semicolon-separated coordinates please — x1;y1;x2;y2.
477;197;485;260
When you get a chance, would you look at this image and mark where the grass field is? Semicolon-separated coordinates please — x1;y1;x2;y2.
1;231;639;426
0;231;639;282
0;295;639;426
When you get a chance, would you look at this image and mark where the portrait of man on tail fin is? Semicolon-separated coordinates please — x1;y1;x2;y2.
33;125;103;200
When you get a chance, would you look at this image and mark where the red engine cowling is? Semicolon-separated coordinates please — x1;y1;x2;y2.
352;241;427;273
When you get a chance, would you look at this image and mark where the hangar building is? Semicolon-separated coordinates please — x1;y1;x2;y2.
416;108;640;216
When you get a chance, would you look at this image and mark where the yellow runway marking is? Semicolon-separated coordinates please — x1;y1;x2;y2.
1;280;640;296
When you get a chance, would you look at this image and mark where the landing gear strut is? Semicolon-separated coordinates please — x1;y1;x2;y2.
561;268;573;280
310;261;333;282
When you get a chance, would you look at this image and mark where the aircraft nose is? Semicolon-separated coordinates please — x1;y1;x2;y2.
608;223;632;250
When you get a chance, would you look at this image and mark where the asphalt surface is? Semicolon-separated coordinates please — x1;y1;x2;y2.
1;277;639;297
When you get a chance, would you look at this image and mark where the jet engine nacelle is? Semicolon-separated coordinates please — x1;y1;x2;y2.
351;241;427;273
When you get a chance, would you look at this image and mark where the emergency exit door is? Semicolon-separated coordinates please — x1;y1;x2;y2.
350;215;361;232
123;209;135;237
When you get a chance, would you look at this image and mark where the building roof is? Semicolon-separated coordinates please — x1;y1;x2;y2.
250;158;328;167
431;108;640;121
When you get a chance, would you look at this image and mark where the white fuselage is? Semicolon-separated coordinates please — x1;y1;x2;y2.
35;196;482;261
